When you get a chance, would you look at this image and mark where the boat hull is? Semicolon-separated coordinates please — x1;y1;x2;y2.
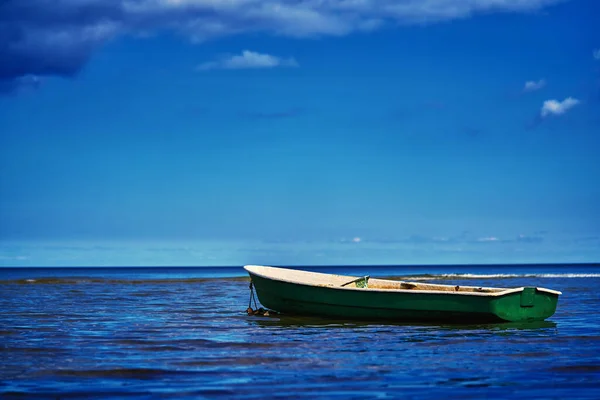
248;272;559;323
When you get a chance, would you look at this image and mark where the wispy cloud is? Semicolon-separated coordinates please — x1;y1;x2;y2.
3;230;589;266
476;236;501;242
0;75;41;95
239;107;306;120
339;237;363;244
390;101;448;121
0;255;29;261
391;233;546;245
526;96;581;129
523;79;546;92
540;97;580;117
338;237;364;244
197;50;298;71
594;49;600;60
473;234;545;244
0;0;566;90
516;234;544;243
461;126;484;137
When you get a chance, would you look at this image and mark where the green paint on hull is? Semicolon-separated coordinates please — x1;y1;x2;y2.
249;273;559;323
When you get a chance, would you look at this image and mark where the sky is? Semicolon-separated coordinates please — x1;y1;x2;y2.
1;0;599;266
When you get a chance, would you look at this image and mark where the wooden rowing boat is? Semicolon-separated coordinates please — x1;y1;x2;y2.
243;265;561;323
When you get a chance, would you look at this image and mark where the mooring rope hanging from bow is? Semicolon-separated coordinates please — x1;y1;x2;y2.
248;281;258;311
246;281;277;316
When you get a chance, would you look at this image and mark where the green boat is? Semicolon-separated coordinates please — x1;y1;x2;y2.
244;265;561;323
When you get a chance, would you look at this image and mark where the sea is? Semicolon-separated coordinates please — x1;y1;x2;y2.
1;264;599;399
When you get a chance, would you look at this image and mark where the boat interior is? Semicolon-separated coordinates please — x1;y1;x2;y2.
244;265;507;293
365;277;504;293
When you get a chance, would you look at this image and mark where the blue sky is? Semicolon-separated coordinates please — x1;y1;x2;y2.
1;0;599;266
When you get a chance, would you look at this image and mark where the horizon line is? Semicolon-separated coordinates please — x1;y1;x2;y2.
1;262;599;269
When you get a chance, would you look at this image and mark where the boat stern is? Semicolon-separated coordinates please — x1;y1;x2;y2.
492;287;561;322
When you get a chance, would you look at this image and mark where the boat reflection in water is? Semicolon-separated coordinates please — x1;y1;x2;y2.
247;312;558;331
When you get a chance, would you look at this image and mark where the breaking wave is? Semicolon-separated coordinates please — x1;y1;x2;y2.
402;273;600;281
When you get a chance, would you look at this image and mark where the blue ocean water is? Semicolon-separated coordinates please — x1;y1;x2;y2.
1;264;599;399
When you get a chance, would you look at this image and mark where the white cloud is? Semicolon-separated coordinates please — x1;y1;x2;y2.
477;237;500;242
152;1;567;38
2;0;567;83
594;49;600;60
523;79;546;92
540;97;580;117
197;50;298;71
0;255;29;261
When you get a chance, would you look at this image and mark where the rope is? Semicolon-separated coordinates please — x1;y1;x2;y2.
248;281;258;310
246;281;278;316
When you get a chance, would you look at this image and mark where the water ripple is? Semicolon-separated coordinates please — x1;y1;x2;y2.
0;273;598;398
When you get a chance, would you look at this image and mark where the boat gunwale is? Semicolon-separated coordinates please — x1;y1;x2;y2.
243;265;562;297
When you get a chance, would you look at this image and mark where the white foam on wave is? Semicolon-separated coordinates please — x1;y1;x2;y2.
410;273;600;280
